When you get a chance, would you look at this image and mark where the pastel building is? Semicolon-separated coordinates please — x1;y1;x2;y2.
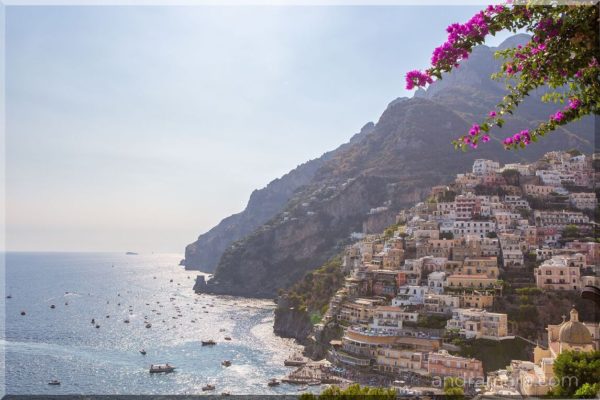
427;350;484;380
446;308;509;340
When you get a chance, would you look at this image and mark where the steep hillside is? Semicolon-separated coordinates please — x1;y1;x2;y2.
192;35;595;296
184;122;375;271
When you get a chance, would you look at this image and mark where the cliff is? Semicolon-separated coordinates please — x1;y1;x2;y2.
184;122;375;272
190;35;595;296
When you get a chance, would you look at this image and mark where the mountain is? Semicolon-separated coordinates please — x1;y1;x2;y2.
184;122;375;271
188;35;595;297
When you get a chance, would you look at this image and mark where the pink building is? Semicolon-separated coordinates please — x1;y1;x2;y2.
428;350;484;380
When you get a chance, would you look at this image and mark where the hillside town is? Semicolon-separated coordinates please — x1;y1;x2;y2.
311;150;599;396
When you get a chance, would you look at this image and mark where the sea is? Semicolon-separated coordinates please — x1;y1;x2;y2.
1;252;309;395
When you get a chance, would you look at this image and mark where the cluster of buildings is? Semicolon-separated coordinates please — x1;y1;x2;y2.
319;151;599;390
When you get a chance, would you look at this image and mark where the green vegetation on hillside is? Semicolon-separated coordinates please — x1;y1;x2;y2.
455;338;531;374
283;256;346;318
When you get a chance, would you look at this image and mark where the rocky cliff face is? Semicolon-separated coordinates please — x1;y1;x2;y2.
272;297;313;342
189;35;595;296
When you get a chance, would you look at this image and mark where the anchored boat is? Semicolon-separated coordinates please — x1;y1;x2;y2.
149;364;175;373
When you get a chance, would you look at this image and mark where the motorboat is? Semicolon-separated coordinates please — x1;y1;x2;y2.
201;340;216;346
202;384;215;391
48;380;61;386
221;360;231;367
140;349;147;355
224;336;232;341
149;364;175;373
284;353;307;366
267;378;280;387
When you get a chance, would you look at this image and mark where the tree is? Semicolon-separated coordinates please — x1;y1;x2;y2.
405;2;599;152
563;224;581;238
574;383;600;398
444;377;465;398
301;384;396;400
551;350;600;397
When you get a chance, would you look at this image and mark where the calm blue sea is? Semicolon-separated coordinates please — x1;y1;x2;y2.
2;252;306;395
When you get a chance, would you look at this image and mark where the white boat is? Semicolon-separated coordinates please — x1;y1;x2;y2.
202;384;215;391
48;380;61;386
149;364;175;373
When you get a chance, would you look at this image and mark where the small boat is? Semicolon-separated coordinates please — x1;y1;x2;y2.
91;318;95;324
221;392;231;396
149;364;175;373
268;378;280;387
48;380;61;386
124;319;130;323
284;354;307;366
308;380;321;386
6;295;12;299
202;384;215;391
50;305;56;309
140;349;147;355
95;324;100;328
224;336;232;341
202;340;216;346
145;323;152;328
20;311;26;316
221;360;231;367
297;386;308;392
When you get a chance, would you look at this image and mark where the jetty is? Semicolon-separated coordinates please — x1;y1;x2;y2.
282;360;346;386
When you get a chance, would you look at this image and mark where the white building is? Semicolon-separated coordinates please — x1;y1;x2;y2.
453;220;496;239
569;192;598;210
427;271;446;294
473;159;500;176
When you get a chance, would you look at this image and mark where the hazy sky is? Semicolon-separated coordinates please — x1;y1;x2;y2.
5;5;517;253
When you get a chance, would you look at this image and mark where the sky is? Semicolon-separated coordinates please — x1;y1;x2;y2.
5;5;518;253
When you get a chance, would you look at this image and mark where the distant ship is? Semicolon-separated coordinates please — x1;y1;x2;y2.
125;252;138;255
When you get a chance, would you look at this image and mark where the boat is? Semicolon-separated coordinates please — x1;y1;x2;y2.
284;354;307;366
20;311;26;316
50;305;55;309
124;319;130;323
224;336;232;341
140;349;147;355
268;378;280;387
6;295;11;299
145;323;152;328
149;364;175;373
221;360;231;367
202;340;216;346
125;252;138;255
297;386;308;392
221;392;231;396
95;324;100;328
48;380;61;386
202;384;215;391
308;380;321;386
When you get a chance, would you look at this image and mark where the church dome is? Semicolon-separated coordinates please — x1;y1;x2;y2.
558;308;592;345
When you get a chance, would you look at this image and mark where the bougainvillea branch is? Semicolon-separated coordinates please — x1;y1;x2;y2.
405;1;600;151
